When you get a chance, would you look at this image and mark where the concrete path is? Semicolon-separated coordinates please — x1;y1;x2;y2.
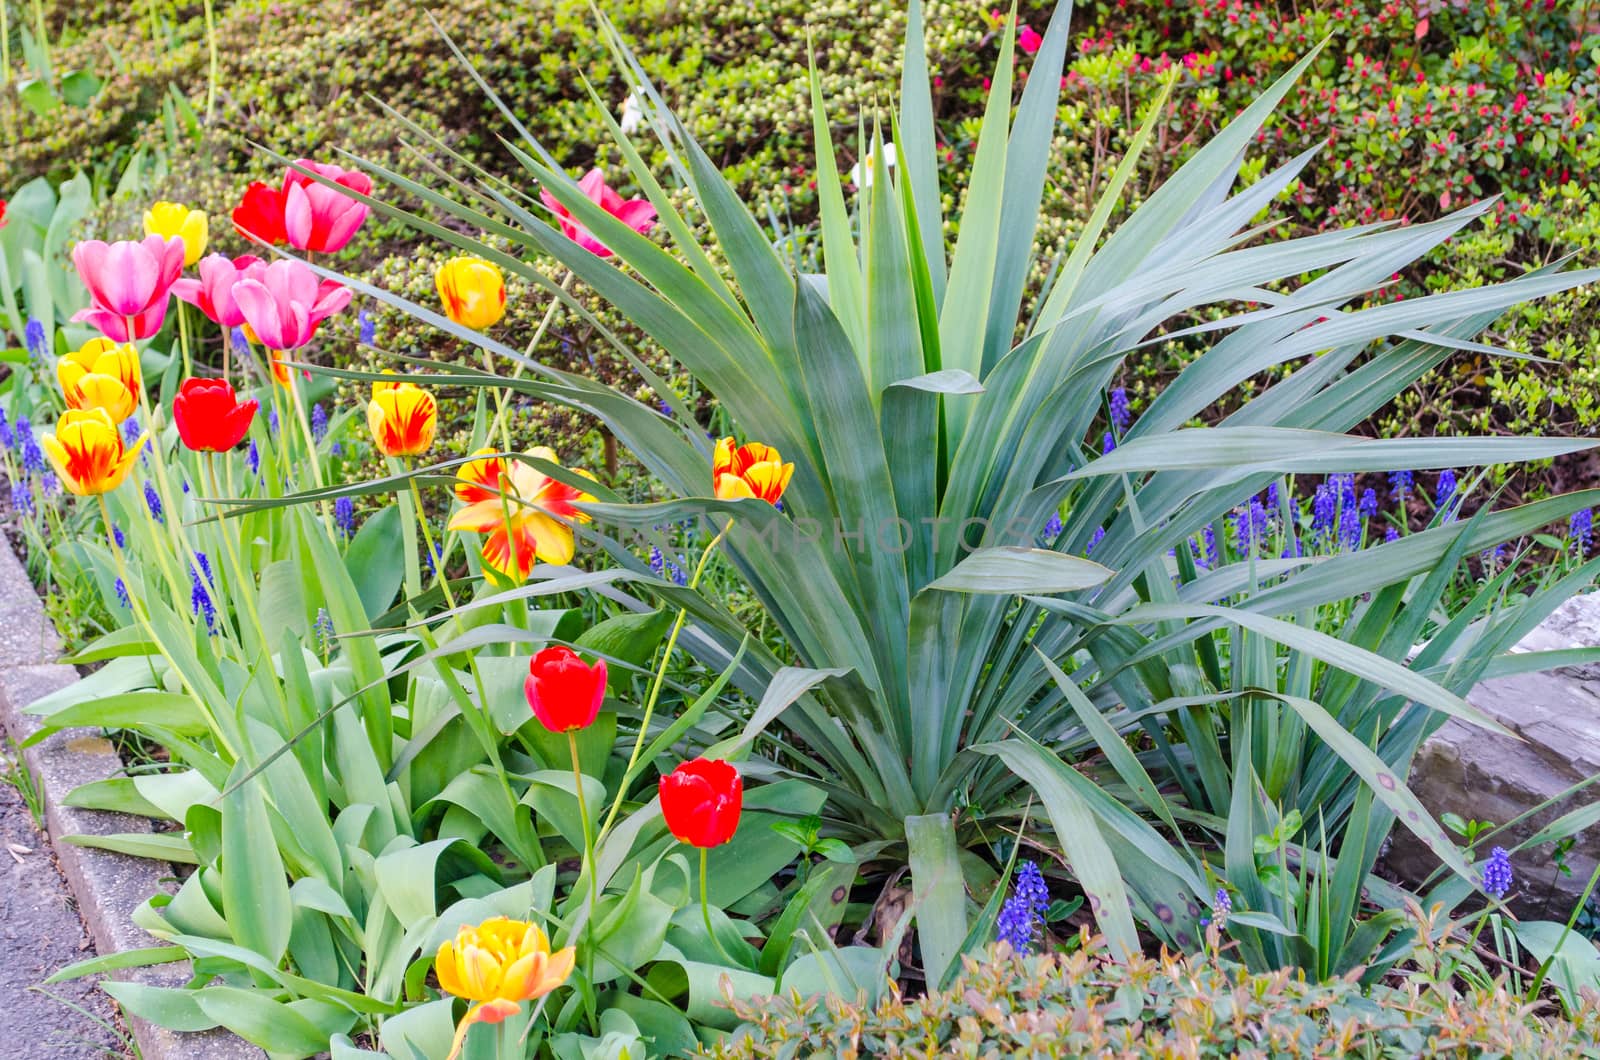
0;737;130;1058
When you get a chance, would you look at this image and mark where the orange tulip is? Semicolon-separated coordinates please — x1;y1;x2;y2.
713;437;792;505
436;916;574;1060
448;446;595;576
366;376;437;457
39;409;147;496
57;338;142;423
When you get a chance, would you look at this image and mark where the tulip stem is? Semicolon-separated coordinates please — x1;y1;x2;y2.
596;524;729;846
219;320;231;382
568;730;600;917
205;453;270;659
200;0;218;121
700;848;737;966
406;474;457;612
96;492;237;761
176;300;193;379
482;271;572;450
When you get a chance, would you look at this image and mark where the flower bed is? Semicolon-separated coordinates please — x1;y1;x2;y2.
2;2;1600;1058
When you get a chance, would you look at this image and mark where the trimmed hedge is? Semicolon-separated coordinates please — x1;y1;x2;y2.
702;934;1600;1059
6;0;1600;460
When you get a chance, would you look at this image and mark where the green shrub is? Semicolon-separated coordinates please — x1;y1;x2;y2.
703;931;1600;1059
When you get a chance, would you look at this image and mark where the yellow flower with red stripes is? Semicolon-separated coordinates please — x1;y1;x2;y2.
713;437;792;505
39;409;147;496
366;375;437;457
448;446;595;576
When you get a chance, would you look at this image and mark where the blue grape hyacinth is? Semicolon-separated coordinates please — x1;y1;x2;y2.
334;495;356;538
1482;846;1513;899
24;318;46;359
996;861;1050;955
1570;508;1593;558
144;482;164;523
1108;387;1132;436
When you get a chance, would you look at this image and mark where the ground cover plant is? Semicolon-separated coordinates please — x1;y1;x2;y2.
2;1;1600;1059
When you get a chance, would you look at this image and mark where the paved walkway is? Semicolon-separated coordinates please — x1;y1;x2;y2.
0;740;129;1057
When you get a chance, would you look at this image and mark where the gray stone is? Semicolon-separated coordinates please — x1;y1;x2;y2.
1389;594;1600;918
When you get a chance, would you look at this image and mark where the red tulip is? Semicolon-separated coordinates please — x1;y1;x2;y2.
523;646;607;733
283;160;372;254
659;758;741;848
232;181;288;246
172;378;258;452
0;199;8;229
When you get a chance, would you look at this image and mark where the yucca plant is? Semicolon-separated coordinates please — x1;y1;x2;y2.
284;0;1600;981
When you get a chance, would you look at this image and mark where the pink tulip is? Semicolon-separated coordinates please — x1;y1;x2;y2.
171;253;264;329
1018;25;1042;56
283;160;372;255
539;168;655;258
233;259;353;351
70;236;185;341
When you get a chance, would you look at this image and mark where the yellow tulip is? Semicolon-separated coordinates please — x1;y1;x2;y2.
435;256;507;330
39;409;148;496
366;376;437;457
57;338;142;423
143;201;209;266
436;916;574;1060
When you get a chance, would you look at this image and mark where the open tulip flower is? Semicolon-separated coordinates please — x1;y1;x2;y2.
171;253;264;328
366;377;437;457
524;645;607;733
539;167;656;258
173;379;258;452
70;236;184;342
436;916;574;1060
660;757;743;848
233;258;353;353
40;408;147;496
284;159;372;254
448;446;595;576
713;437;793;505
436;256;507;329
143;201;209;266
57;338;142;424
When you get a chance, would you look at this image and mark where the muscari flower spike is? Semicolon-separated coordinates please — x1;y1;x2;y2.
334;495;355;538
1042;512;1063;540
1086;526;1105;556
1436;470;1459;521
1570;508;1592;558
1482;846;1513;899
246;439;261;476
358;309;375;346
113;578;130;610
24;318;46;359
314;608;336;653
144;482;164;523
1108;387;1131;436
311;403;328;442
0;408;11;449
996;861;1050;955
10;481;34;516
1389;469;1413;500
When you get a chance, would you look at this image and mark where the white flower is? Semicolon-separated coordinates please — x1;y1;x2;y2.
619;91;644;135
848;141;897;187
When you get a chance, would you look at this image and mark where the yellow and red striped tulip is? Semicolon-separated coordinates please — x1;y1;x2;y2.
448;446;595;576
39;409;147;496
142;201;209;266
713;437;792;505
435;256;507;330
57;338;142;424
436;916;574;1060
366;376;437;457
